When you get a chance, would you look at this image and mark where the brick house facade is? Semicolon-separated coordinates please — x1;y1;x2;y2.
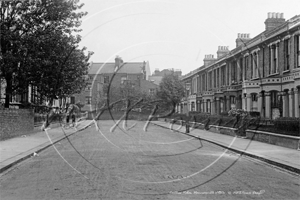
180;13;300;119
75;56;158;111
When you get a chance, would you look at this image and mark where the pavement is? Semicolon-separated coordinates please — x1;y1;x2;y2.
0;119;93;174
0;119;299;175
151;121;300;175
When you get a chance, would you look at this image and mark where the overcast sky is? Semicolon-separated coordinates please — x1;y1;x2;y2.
78;0;300;75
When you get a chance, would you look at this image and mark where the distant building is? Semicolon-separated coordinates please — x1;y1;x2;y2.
0;78;70;109
75;56;158;111
149;68;182;85
180;13;300;119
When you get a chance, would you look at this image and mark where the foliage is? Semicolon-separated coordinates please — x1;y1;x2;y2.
94;81;155;113
0;0;93;108
156;72;185;113
248;111;260;117
166;112;299;136
228;108;248;117
192;113;210;123
274;117;299;133
220;111;230;116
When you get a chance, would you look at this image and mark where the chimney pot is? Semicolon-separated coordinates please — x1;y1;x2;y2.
268;12;271;18
265;12;286;31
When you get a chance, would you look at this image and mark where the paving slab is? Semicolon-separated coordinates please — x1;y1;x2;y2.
151;121;300;174
0;120;93;173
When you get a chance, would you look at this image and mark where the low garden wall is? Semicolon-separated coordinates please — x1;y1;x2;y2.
209;125;238;137
160;116;299;150
246;130;300;150
0;109;34;141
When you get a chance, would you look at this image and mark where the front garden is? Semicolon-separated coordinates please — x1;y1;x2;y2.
165;109;299;137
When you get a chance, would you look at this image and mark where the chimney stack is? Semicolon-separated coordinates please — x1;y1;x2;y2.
203;54;216;66
236;33;251;47
115;55;123;71
216;46;230;58
264;12;285;31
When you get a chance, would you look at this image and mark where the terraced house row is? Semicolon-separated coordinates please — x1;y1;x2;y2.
179;13;300;119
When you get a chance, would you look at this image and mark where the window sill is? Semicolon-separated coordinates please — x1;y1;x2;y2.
250;77;260;81
267;73;279;77
283;70;290;74
292;68;300;73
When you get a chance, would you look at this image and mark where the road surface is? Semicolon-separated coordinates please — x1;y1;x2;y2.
0;120;299;200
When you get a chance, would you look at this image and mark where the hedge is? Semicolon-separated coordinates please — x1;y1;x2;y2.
163;113;300;137
274;117;299;133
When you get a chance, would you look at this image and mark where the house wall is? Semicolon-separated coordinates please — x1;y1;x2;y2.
180;14;300;119
76;65;158;111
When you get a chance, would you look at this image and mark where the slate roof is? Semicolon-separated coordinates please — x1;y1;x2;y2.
89;62;145;75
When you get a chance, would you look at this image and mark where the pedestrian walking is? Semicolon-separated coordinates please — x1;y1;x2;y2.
65;103;80;127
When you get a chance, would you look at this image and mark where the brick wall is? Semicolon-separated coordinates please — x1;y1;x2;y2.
0;109;34;141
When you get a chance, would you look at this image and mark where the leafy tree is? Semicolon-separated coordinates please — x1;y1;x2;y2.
93;79;157;112
156;72;185;113
0;0;92;108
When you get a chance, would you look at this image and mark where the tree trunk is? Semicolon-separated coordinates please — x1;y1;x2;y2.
4;75;12;108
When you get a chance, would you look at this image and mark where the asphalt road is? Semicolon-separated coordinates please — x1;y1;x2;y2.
0;120;299;200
